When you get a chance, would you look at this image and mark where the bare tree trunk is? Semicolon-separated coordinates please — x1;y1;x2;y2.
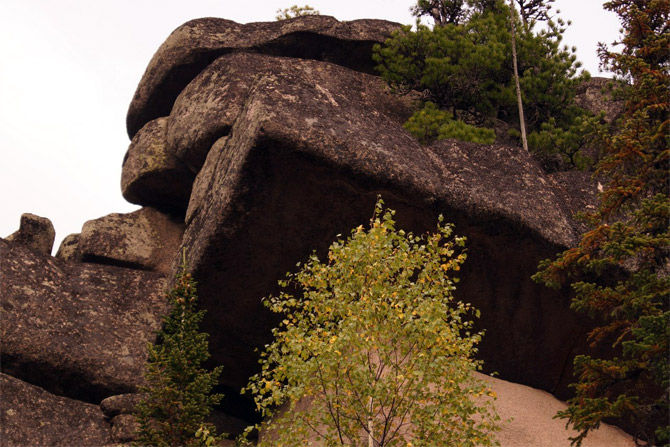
368;396;374;447
509;0;529;152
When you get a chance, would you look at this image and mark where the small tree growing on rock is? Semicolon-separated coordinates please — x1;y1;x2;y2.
243;198;500;446
275;5;320;20
134;256;224;447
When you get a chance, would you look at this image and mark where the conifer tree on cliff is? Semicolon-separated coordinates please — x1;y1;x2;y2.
534;1;669;445
135;255;224;447
375;0;586;165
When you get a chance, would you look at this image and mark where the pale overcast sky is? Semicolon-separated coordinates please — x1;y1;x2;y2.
0;0;620;251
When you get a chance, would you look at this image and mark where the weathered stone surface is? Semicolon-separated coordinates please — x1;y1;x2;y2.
127;16;402;137
5;213;55;255
55;232;81;261
110;414;139;443
176;67;592;409
167;52;416;171
0;372;112;446
100;393;144;418
121;117;195;212
259;372;635;447
478;373;634;447
186;135;229;225
549;170;601;234
576;76;623;123
78;207;184;274
0;238;168;402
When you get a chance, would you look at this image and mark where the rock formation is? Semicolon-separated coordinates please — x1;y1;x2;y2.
6;213;55;255
0;238;168;403
1;15;632;446
0;373;113;446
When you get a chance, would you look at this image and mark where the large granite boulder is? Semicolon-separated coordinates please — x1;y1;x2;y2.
78;207;184;274
174;63;591;404
121;117;194;212
0;238;168;402
127;16;402;137
0;373;112;446
5;213;55;255
167;52;416;172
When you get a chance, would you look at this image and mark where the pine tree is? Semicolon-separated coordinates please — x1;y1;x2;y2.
514;0;554;28
135;257;224;447
373;0;587;164
534;1;670;445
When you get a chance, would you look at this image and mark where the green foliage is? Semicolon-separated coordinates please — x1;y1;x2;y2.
275;5;319;20
405;102;496;144
412;1;555;31
514;0;554;27
135;260;224;447
534;1;670;444
243;199;501;446
411;0;467;25
527;112;608;170
374;1;591;166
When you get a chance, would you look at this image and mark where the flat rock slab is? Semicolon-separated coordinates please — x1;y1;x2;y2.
0;373;112;447
168;52;416;172
0;238;168;403
178;67;591;405
127;15;401;137
78;207;184;274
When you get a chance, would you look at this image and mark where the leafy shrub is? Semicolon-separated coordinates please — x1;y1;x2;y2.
275;5;319;20
243;198;501;447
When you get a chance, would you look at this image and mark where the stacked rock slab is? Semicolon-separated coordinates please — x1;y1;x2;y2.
121;117;195;213
0;238;169;402
2;211;175;445
77;206;184;274
126;16;403;138
118;15;608;408
0;373;113;446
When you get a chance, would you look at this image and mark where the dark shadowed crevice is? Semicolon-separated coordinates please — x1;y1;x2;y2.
253;34;380;74
1;355;135;404
80;254;151;272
